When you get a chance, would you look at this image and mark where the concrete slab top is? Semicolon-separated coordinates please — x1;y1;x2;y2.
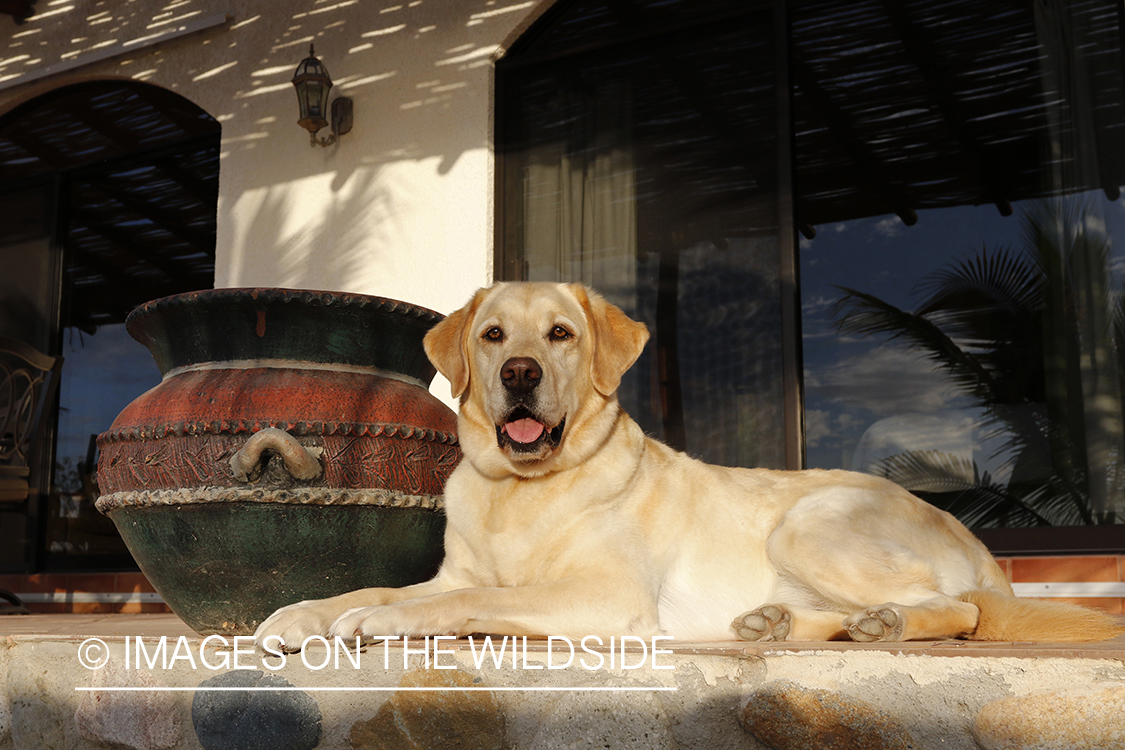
2;613;1123;660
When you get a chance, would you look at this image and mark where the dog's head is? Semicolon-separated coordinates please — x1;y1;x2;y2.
424;282;649;478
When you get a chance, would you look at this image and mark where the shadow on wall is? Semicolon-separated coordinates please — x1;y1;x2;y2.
0;0;543;291
207;0;525;184
0;0;528;172
236;166;400;293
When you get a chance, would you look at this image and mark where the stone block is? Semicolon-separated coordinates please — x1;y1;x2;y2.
527;690;676;750
739;679;915;750
8;643;79;749
192;670;321;750
74;660;181;750
348;668;505;750
973;683;1125;750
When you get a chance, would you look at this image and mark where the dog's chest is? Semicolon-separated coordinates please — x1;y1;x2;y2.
475;531;547;585
458;509;577;586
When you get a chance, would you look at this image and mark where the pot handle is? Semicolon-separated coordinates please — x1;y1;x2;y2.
229;427;323;482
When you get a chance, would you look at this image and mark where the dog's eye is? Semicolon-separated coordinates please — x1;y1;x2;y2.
548;325;572;341
483;327;503;342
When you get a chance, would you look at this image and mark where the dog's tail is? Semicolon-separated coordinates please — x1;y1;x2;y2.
958;589;1125;642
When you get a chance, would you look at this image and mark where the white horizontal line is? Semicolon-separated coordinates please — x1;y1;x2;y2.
1012;582;1125;598
75;686;678;692
15;593;165;604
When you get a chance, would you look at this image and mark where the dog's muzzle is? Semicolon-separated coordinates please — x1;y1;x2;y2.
496;357;565;456
496;407;566;455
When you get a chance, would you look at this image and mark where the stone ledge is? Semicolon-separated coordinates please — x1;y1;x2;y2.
1;618;1123;750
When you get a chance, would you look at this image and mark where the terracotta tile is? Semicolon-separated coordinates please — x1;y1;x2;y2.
10;574;48;593
1010;556;1118;583
114;573;148;592
42;574;72;593
67;574;116;594
993;557;1012;580
0;575;26;590
118;573;160;593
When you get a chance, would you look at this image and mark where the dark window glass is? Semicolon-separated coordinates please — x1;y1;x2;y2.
499;1;794;468
0;82;219;570
797;0;1125;531
0;184;58;567
498;0;1125;544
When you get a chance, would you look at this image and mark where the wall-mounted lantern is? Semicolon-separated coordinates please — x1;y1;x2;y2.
292;44;353;147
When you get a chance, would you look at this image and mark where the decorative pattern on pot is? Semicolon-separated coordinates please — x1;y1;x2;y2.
95;288;459;635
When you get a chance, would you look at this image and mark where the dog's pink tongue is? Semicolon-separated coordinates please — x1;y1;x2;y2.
504;418;545;444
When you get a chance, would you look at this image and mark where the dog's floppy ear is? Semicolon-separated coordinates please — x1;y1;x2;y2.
424;287;489;399
573;284;650;396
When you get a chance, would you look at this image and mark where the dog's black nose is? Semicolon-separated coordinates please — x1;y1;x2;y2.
501;357;541;393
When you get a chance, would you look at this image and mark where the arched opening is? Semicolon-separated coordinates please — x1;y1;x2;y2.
0;80;220;572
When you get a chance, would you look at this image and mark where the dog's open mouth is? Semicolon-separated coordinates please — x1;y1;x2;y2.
496;406;566;456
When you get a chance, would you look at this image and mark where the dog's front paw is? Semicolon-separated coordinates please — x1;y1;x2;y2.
254;600;339;652
733;605;791;641
328;606;401;640
844;604;905;642
329;602;454;640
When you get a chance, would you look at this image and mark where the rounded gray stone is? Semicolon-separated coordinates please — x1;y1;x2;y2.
192;671;321;750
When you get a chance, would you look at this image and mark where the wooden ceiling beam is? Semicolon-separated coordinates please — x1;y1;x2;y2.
75;176;215;253
791;52;919;229
878;0;1014;216
149;154;219;206
2;127;69;171
67;209;196;281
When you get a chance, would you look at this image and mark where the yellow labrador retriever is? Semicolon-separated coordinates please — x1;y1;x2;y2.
255;282;1123;646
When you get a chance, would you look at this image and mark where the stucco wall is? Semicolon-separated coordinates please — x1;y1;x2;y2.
0;0;549;318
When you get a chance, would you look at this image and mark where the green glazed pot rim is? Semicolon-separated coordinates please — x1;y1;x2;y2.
127;287;445;328
124;287;446;380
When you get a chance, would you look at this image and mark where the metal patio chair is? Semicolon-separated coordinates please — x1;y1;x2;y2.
0;336;63;504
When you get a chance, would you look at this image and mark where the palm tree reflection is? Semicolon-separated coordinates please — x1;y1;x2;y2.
835;201;1125;528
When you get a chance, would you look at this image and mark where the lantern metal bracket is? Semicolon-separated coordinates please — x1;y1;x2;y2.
309;97;353;148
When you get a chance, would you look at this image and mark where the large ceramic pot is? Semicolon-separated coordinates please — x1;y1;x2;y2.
95;288;459;635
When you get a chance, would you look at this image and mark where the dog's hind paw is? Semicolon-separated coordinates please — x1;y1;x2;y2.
844;605;905;642
732;605;791;641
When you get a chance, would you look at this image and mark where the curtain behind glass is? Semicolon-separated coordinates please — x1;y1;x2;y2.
1034;0;1125;522
523;83;638;296
501;8;787;468
521;83;643;420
